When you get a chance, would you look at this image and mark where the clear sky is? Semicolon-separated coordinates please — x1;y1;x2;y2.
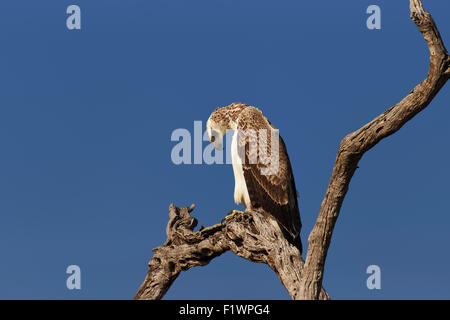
0;0;449;300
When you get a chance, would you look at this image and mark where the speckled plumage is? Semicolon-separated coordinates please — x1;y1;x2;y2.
206;103;302;252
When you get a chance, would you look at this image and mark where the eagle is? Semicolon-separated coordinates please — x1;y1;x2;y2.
206;103;302;253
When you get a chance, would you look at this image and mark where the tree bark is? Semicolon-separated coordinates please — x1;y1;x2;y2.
134;204;328;300
135;0;449;300
297;0;449;299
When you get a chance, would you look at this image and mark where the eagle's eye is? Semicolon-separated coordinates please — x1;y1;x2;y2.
210;135;216;143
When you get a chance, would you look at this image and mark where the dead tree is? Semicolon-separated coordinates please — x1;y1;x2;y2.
134;0;449;300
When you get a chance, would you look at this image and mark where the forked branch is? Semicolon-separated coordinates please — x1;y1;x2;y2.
134;204;328;300
135;0;448;300
298;0;449;299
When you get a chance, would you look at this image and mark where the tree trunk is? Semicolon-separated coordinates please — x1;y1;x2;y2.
135;0;449;300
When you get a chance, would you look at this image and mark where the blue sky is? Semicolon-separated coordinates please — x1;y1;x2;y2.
0;0;449;299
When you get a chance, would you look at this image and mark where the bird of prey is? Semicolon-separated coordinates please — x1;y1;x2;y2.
206;103;302;252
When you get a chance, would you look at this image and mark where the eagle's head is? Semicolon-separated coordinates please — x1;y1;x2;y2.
206;116;226;151
207;103;244;151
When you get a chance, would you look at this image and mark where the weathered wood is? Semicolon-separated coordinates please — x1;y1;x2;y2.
134;204;328;300
135;0;448;300
297;0;449;299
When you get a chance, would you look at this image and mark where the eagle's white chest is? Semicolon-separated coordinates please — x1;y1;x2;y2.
231;131;251;209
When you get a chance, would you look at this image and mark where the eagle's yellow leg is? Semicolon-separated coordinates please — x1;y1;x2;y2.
221;210;245;224
228;209;245;215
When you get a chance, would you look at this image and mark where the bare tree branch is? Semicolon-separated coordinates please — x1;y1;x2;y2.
135;0;448;300
134;204;328;300
297;0;449;300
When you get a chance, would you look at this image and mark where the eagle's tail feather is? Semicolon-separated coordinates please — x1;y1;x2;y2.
278;224;302;254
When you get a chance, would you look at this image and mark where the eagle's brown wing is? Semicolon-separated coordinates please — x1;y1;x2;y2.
237;107;302;252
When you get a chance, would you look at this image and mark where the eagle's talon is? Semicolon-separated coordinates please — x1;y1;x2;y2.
228;209;245;215
221;210;245;224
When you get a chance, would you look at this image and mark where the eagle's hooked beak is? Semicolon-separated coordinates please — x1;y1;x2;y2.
209;131;223;150
213;141;223;151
